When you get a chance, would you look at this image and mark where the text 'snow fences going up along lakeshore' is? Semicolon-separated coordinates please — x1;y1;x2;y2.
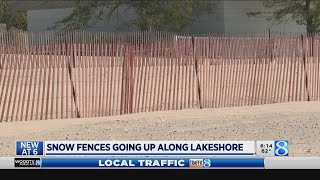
0;30;319;122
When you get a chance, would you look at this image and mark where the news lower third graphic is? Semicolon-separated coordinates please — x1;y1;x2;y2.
14;158;41;168
5;157;320;169
15;140;290;157
189;159;211;168
274;140;289;156
15;140;289;157
16;141;43;156
16;141;259;156
255;140;289;157
39;158;264;168
7;140;292;169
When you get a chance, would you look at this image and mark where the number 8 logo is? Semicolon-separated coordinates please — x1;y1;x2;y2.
275;141;288;156
203;159;211;168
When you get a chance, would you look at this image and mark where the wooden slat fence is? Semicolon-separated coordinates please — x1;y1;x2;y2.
0;30;319;122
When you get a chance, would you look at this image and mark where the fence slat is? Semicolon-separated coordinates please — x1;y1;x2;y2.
9;45;22;122
20;44;31;121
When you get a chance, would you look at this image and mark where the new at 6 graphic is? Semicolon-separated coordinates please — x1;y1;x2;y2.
274;140;288;156
16;141;44;156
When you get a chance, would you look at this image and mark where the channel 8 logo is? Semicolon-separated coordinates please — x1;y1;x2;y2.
203;159;211;168
189;159;211;168
35;160;41;166
274;140;289;156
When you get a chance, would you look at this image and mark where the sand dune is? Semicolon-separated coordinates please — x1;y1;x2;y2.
0;101;320;157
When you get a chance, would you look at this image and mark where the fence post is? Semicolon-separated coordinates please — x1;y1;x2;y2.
65;38;81;118
301;34;311;101
0;50;2;69
268;29;273;61
192;35;202;109
129;46;134;114
120;45;128;115
0;44;2;69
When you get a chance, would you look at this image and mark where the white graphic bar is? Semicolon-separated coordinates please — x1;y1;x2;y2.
265;157;320;169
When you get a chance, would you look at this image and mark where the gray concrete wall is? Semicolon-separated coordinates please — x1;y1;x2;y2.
183;0;225;33
0;24;6;31
27;6;137;32
8;0;78;11
26;1;307;33
223;1;306;33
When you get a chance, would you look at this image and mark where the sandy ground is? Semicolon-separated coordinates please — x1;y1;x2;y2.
0;101;319;157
